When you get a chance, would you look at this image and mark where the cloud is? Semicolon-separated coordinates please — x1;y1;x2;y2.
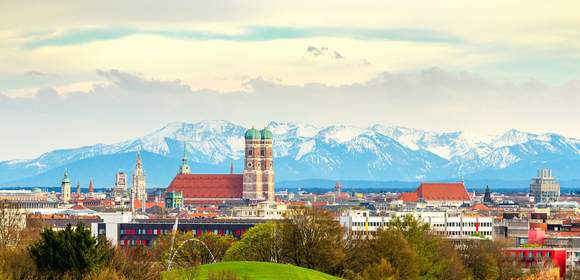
25;71;60;78
306;46;345;60
96;69;191;94
2;67;580;159
24;26;466;48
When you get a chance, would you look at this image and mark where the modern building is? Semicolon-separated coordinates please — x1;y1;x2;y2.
398;182;471;207
60;170;71;203
530;168;560;203
113;171;128;193
505;247;567;279
92;218;260;246
340;210;494;240
166;127;275;205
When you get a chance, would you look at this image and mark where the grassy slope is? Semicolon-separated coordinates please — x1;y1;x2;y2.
162;261;342;280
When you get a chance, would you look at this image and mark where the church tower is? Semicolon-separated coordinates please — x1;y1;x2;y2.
131;151;147;201
243;127;263;200
260;128;275;201
242;127;275;201
179;143;191;174
61;170;71;203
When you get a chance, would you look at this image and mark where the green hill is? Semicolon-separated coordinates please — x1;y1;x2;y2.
162;261;342;280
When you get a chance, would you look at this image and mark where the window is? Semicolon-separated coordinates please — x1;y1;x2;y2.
247;162;253;168
248;150;253;156
260;149;265;156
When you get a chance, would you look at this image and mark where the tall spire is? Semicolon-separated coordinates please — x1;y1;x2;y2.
230;160;234;174
179;142;191;174
136;149;142;169
88;179;94;193
76;181;81;195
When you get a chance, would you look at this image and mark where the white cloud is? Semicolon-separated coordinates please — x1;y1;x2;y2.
1;68;579;159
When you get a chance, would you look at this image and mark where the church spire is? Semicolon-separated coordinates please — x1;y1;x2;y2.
179;143;191;174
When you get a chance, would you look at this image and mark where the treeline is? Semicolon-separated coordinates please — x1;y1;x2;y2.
0;208;549;280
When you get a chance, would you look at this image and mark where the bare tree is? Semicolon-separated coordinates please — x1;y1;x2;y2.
0;200;25;248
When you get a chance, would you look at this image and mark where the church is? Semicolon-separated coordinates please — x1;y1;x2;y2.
166;127;275;205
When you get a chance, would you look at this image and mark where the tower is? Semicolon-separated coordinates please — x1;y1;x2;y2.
88;179;94;196
179;143;191;175
131;151;147;201
260;128;275;201
530;168;560;203
243;127;263;200
76;181;81;197
483;185;492;204
61;170;71;203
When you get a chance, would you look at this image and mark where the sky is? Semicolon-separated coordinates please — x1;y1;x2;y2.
1;0;580;160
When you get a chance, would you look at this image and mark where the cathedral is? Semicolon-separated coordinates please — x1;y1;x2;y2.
166;127;275;204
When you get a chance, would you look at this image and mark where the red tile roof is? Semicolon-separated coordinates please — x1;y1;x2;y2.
399;182;470;202
416;182;470;201
166;174;243;199
399;192;418;202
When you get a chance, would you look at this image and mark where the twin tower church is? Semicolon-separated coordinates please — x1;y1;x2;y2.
167;127;275;204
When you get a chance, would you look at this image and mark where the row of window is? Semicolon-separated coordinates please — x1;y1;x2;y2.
438;231;492;236
120;228;246;237
351;221;493;227
510;251;553;258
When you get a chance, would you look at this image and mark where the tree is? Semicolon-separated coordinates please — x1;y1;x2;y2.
110;246;161;280
28;223;113;279
0;200;25;248
389;215;467;280
360;258;396;280
155;231;234;269
461;239;522;280
278;208;346;275
224;222;282;262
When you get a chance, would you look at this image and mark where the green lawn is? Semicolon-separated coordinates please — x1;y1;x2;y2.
162;261;342;280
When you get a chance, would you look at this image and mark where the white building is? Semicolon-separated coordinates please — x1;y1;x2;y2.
340;210;494;240
228;201;289;220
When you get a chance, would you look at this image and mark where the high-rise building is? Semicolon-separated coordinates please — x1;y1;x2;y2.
114;171;128;193
530;168;560;203
61;170;71;203
131;151;147;201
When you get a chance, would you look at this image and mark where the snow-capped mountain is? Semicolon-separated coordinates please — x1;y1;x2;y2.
1;120;579;187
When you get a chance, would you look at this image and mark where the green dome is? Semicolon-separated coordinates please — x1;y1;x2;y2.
32;187;42;193
245;128;261;140
260;128;273;140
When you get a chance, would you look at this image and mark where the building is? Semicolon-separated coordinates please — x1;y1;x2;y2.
165;191;183;209
483;185;493;205
92;218;260;246
398;182;471;207
131;151;147;201
166;127;275;205
229;201;289;220
113;171;128;193
340;210;494;240
243;127;275;201
61;170;71;203
530;168;560;203
505;247;567;279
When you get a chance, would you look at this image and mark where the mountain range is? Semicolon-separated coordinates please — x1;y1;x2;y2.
1;120;579;189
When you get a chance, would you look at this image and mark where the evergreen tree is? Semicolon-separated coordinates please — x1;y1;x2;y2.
28;224;113;279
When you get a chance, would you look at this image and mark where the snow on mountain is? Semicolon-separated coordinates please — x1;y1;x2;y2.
2;120;580;186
